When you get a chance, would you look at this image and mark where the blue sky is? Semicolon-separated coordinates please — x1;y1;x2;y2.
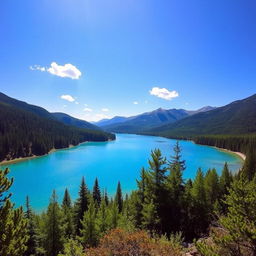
1;0;256;121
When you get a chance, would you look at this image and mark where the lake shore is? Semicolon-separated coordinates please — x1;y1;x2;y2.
0;143;83;166
215;147;246;161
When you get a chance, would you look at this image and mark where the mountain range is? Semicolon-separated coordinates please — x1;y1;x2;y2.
95;94;256;138
96;106;216;133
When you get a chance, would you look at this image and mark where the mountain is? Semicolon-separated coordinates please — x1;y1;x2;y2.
96;116;130;127
100;106;215;133
52;112;101;131
0;92;115;161
149;94;256;137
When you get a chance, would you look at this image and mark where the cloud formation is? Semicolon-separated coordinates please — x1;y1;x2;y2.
30;62;82;79
149;87;179;100
133;101;138;105
83;107;93;112
60;95;75;102
29;65;46;72
101;108;109;112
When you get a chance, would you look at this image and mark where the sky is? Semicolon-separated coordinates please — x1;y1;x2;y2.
1;0;256;122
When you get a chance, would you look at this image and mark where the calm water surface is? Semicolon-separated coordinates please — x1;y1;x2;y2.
2;134;243;211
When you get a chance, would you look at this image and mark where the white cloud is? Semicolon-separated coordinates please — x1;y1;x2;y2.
29;65;46;72
83;107;93;112
133;101;138;105
101;108;109;112
30;62;82;80
60;94;75;102
75;101;79;105
149;87;179;100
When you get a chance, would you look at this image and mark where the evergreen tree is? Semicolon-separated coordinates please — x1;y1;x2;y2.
190;168;208;237
92;178;101;208
204;169;219;206
80;198;98;247
0;168;28;256
96;199;109;235
62;188;72;209
24;196;38;256
108;202;119;229
197;178;256;256
44;190;64;256
141;198;159;233
115;181;123;213
169;141;186;172
0;167;13;206
61;189;74;240
74;177;89;236
57;239;83;256
242;149;256;180
103;189;109;206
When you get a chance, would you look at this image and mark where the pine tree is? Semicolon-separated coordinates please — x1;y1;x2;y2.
169;141;186;172
204;168;219;206
61;189;74;240
0;167;13;206
197;178;256;255
115;181;123;213
44;190;64;256
62;188;72;209
190;168;208;237
141;198;159;233
96;199;109;235
108;202;119;229
74;177;89;236
92;178;101;208
242;149;256;180
0;168;28;256
80;198;98;247
166;142;186;234
24;196;38;256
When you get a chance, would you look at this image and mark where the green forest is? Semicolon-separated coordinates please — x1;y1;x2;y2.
1;143;256;256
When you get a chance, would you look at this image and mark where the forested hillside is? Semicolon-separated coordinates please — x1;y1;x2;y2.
0;93;115;161
149;94;256;137
52;112;101;131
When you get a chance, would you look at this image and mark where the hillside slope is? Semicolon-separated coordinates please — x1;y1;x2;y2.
149;94;256;137
52;112;101;131
0;93;115;161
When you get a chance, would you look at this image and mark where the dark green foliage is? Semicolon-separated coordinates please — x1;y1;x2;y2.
62;189;74;240
24;196;38;256
196;178;256;256
115;181;123;213
0;168;28;256
62;188;72;209
0;92;115;161
92;178;101;208
80;198;98;247
0;167;13;206
43;190;64;256
74;177;89;236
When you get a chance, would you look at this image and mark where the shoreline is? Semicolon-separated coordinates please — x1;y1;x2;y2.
0;143;85;166
214;146;246;161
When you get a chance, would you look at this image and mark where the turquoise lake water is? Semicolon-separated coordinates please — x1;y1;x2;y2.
1;134;243;211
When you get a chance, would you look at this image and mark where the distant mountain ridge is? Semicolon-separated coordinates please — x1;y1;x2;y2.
97;106;216;133
0;92;114;161
52;112;101;131
148;94;256;137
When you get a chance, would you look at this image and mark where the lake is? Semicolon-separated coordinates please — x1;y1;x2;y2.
1;133;243;211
